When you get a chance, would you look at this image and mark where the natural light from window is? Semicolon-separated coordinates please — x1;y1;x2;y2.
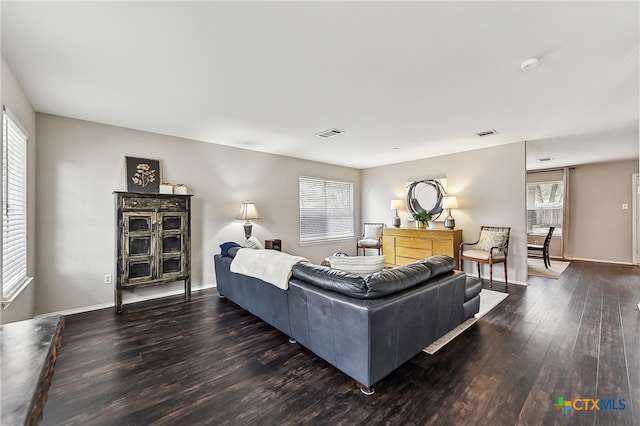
527;180;563;236
299;176;354;245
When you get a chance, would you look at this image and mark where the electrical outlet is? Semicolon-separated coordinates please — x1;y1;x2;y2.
104;274;112;285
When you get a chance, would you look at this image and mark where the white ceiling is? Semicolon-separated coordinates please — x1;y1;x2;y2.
2;1;638;169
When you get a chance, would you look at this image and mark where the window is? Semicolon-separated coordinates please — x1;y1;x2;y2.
299;176;354;244
2;108;30;305
527;180;563;236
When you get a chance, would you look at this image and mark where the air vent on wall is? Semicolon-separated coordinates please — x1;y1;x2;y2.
316;128;344;138
476;129;498;137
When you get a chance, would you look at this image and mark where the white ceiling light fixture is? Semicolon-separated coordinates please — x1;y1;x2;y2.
520;57;540;71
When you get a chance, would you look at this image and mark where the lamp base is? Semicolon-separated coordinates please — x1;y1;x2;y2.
392;215;401;227
444;216;455;230
243;221;253;239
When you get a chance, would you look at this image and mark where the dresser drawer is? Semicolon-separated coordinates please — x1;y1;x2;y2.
396;237;433;249
397;246;433;261
123;197;187;211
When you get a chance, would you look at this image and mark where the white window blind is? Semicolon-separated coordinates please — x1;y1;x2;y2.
299;176;354;244
526;180;564;236
2;108;29;302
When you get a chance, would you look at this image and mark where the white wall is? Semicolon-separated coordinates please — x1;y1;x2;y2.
362;142;528;285
35;114;360;315
1;54;37;323
569;159;638;263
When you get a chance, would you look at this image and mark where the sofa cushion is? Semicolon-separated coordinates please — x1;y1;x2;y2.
291;255;456;299
328;255;385;275
290;262;368;297
416;254;457;276
362;263;433;298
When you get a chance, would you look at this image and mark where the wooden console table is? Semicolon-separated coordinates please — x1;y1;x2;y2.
1;315;65;426
382;228;462;267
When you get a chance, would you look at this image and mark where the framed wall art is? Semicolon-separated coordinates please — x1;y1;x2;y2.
126;156;160;193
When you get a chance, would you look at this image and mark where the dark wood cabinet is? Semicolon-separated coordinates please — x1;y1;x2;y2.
114;192;192;313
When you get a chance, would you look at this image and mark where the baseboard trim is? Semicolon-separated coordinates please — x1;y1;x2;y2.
569;257;635;266
36;284;217;318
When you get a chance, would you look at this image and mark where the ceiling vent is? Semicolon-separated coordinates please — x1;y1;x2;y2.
537;157;554;162
316;128;344;138
476;129;498;137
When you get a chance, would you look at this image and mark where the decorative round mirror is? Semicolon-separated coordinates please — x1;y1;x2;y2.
406;179;445;219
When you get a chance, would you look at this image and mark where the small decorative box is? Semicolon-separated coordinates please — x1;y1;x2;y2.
174;184;188;195
159;183;173;194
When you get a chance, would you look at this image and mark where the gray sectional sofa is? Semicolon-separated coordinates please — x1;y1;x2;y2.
213;248;480;394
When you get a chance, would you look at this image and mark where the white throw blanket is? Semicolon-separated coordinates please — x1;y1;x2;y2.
230;248;309;290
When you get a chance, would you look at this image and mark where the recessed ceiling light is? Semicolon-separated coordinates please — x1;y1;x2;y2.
316;128;344;138
476;129;498;137
520;57;539;71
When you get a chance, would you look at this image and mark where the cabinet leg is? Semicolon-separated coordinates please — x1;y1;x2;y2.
115;288;123;314
185;277;191;301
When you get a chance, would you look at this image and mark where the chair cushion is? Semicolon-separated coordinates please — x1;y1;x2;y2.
328;255;386;275
477;229;508;252
462;249;505;261
363;224;383;240
358;238;380;247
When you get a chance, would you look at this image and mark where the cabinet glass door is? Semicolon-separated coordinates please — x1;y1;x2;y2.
123;212;155;284
159;212;186;279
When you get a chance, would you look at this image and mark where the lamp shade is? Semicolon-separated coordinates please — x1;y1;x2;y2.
390;199;405;210
442;196;458;209
236;201;261;220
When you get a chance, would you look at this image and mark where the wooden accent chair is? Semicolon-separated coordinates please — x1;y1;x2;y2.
527;226;555;269
459;226;510;288
357;223;384;255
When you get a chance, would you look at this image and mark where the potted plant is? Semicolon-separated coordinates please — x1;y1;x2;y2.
413;211;432;228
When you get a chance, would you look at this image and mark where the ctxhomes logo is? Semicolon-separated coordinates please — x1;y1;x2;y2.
554;397;626;414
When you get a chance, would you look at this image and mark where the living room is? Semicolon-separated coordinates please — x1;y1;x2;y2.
2;0;636;322
1;1;639;424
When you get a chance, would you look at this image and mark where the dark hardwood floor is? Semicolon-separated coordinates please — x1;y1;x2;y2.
41;261;640;425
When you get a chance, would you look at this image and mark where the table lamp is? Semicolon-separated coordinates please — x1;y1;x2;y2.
236;201;261;239
390;199;404;227
442;196;458;230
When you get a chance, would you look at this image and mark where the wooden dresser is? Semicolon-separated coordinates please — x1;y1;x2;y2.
382;228;462;267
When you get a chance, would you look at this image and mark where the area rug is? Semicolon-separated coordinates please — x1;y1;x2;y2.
423;289;508;354
527;257;570;279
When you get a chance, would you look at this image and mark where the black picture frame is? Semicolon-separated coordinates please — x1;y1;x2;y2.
126;156;160;193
